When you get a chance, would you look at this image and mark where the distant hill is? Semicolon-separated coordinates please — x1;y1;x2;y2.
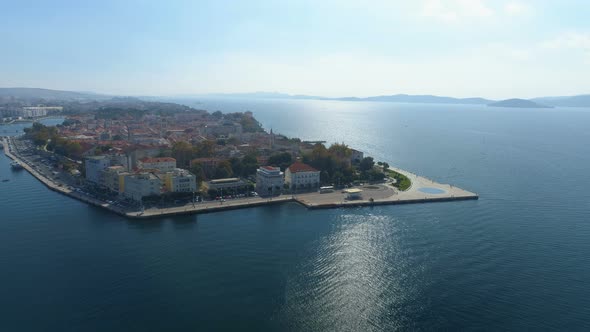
196;92;494;105
4;88;590;108
0;87;110;101
358;94;493;104
488;99;552;108
532;95;590;108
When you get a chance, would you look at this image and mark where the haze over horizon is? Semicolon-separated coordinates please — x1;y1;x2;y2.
2;0;590;100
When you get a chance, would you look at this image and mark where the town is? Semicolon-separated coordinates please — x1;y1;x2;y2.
2;98;477;218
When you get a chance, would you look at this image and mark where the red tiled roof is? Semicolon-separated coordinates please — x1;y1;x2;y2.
288;162;318;173
139;157;176;163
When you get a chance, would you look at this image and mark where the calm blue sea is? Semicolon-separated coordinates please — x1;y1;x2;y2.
1;100;589;331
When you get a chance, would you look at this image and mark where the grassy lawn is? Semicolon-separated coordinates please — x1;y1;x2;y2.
386;169;411;191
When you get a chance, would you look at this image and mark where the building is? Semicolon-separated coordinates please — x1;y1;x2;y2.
21;106;63;118
127;147;162;170
85;156;110;184
350;149;364;164
256;166;285;196
204;178;248;194
102;166;128;193
160;168;197;193
256;166;284;196
285;162;320;191
122;172;162;201
204;121;243;138
137;157;176;172
108;153;129;171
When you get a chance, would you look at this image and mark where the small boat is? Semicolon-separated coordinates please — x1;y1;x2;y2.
2;179;9;182
10;161;24;170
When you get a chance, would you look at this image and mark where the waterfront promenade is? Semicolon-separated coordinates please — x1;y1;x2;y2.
2;137;478;219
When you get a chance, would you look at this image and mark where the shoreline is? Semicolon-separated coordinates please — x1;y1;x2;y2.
2;137;478;220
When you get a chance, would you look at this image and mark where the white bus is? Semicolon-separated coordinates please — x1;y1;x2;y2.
319;186;334;194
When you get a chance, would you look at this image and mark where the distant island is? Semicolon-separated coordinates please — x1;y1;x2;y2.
488;99;553;109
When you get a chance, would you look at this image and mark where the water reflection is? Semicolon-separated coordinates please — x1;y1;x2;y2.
278;213;430;331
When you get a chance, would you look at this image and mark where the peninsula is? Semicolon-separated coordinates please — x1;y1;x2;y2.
1;97;477;219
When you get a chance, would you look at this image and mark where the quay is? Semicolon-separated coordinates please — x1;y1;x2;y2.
2;137;478;220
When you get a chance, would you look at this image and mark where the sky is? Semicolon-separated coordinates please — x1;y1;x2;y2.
1;0;589;99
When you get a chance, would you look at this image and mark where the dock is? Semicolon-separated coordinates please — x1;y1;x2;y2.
2;137;478;220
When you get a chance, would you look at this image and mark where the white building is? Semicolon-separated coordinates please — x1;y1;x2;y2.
122;172;162;201
21;106;63;118
160;168;197;193
285;162;320;191
85;156;110;184
256;166;284;196
137;157;176;172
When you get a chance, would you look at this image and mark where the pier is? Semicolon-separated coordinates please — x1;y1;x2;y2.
2;137;478;220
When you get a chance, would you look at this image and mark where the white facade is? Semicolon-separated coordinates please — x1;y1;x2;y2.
256;166;284;196
123;173;162;201
162;168;197;193
137;157;176;172
285;162;320;191
85;156;110;184
21;106;62;118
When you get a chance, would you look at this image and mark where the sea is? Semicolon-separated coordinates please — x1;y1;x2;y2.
1;100;589;331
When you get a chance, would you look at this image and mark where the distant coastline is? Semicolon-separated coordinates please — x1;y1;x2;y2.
2;87;590;108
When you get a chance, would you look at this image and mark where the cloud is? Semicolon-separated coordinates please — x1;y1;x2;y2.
421;0;494;22
504;2;532;16
539;32;590;65
480;43;531;61
541;32;590;51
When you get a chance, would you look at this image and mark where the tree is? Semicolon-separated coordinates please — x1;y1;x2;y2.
171;141;194;168
240;154;259;177
328;143;352;159
213;160;233;179
332;171;344;187
195;140;215;158
360;157;375;172
367;169;385;182
268;152;292;170
189;163;205;186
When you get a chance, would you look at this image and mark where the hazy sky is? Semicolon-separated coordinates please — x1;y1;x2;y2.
2;0;589;99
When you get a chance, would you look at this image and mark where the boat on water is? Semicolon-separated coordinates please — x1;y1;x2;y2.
10;161;24;170
2;179;9;182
